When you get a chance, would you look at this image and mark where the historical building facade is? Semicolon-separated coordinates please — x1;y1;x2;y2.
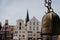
27;17;41;40
13;19;27;40
13;10;41;40
0;20;14;40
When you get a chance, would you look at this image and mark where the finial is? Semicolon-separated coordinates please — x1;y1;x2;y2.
44;0;53;13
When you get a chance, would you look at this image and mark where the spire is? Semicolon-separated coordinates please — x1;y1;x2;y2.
44;0;53;13
25;10;29;26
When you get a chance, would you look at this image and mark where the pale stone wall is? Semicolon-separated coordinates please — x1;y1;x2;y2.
13;19;27;40
27;17;41;40
13;17;41;40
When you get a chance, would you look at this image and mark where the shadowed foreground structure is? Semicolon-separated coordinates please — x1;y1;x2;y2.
42;11;60;40
41;0;60;40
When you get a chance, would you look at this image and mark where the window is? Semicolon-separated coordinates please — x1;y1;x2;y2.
23;35;25;37
42;35;50;40
15;31;18;34
37;26;39;30
37;38;41;40
19;27;21;30
33;22;35;25
33;34;35;36
14;34;17;36
28;38;32;40
22;31;25;33
28;34;32;36
19;22;21;30
33;38;35;40
19;35;21;37
19;22;21;26
28;31;32;33
30;26;32;30
33;26;35;30
52;36;57;40
37;33;40;37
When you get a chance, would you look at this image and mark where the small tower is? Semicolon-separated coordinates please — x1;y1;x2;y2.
25;10;29;26
5;20;8;25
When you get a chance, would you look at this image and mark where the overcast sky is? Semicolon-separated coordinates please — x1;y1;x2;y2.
0;0;60;25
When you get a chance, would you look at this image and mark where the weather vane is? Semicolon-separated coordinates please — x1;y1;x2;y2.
44;0;53;13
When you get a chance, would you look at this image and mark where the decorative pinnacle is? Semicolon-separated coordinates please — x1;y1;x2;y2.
44;0;53;13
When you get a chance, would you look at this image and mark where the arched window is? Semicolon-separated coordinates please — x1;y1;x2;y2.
19;22;21;30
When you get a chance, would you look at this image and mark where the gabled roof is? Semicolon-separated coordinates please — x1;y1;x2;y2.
30;16;39;22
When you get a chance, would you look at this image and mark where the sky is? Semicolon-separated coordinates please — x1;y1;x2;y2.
0;0;60;25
